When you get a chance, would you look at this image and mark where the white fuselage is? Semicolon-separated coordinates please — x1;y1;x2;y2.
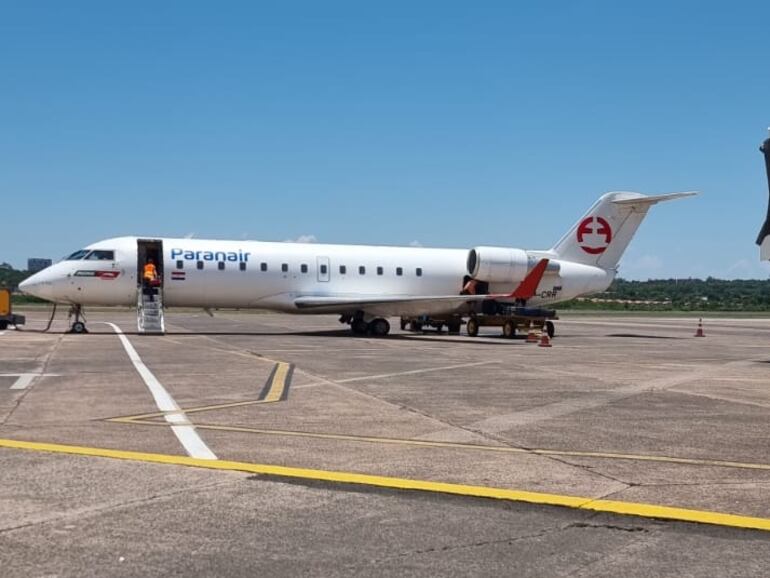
20;236;613;314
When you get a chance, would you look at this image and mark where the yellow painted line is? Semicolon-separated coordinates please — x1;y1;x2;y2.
262;362;292;403
106;362;295;423
106;399;272;422
2;437;770;532
109;418;770;474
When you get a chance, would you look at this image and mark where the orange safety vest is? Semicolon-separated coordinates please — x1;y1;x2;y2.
143;263;157;281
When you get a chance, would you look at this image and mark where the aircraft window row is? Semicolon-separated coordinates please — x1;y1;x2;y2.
176;260;425;277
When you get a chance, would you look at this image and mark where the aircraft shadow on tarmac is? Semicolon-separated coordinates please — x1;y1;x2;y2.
606;333;686;339
23;328;691;346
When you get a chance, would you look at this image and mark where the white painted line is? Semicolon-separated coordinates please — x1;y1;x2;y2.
336;361;499;384
1;373;60;390
104;322;217;460
10;374;39;390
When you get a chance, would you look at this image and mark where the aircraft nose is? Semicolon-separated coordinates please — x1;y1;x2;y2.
19;270;55;300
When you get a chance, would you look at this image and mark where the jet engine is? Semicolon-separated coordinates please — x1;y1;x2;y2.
467;246;529;283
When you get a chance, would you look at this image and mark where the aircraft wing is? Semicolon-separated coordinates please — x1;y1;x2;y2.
293;294;489;317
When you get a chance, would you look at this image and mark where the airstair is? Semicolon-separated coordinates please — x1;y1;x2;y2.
137;288;165;334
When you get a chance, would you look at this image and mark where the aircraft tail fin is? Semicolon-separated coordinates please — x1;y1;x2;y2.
757;135;770;260
550;191;696;271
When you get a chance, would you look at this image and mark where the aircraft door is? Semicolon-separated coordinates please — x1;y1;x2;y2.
317;256;330;282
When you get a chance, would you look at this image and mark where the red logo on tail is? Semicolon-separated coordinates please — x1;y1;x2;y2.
577;217;612;254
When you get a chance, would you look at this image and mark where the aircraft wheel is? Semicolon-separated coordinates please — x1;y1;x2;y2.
351;319;369;335
447;320;461;334
71;321;88;334
370;318;390;337
400;318;408;331
466;317;479;337
545;321;555;338
502;320;516;339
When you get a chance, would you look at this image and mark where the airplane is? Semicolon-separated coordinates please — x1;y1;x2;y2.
19;191;695;336
757;132;770;260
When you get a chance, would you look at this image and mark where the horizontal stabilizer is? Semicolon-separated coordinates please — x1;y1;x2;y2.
611;191;698;207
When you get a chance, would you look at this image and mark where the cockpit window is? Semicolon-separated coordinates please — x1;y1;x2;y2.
64;250;89;260
85;250;115;261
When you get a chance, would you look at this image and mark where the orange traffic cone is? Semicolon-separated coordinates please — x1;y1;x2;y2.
526;322;538;343
538;325;552;348
694;318;705;337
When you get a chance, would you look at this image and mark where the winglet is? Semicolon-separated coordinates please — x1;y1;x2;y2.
509;259;549;300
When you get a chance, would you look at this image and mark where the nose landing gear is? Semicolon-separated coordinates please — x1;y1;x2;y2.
67;304;88;334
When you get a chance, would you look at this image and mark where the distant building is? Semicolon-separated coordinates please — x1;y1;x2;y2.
0;262;12;271
27;258;52;273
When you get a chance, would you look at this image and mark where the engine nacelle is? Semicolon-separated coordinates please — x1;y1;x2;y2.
467;246;529;283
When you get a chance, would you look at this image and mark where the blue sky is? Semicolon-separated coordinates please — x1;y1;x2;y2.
2;1;769;279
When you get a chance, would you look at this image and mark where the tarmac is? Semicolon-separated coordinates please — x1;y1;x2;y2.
1;309;770;576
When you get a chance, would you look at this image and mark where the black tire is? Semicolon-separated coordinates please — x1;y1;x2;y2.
466;317;479;337
0;321;8;330
370;318;390;337
503;320;516;339
351;319;369;335
71;321;87;334
447;321;461;334
400;318;408;331
410;321;423;332
546;321;555;338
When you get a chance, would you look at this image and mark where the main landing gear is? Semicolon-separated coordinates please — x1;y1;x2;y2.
342;314;391;337
67;304;88;334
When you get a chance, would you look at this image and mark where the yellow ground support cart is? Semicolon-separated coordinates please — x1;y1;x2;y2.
0;288;25;330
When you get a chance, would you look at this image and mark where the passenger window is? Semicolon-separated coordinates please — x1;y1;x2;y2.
85;250;115;261
416;267;423;277
320;264;328;274
359;266;365;275
261;262;268;272
301;264;308;273
282;263;288;273
377;266;383;275
218;262;225;271
176;260;184;270
339;265;346;274
239;262;247;271
396;267;403;276
197;261;204;270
